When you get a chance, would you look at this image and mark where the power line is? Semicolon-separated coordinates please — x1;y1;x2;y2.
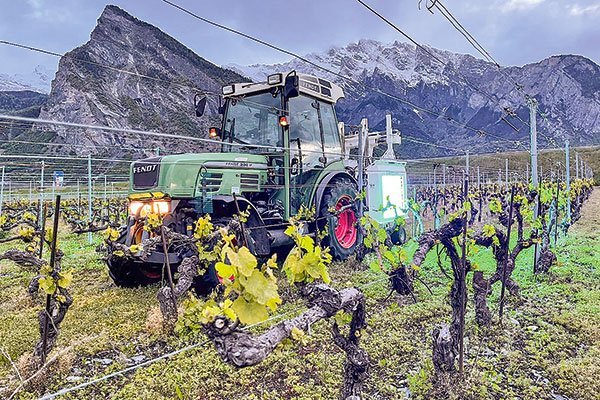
0;153;131;163
0;114;217;148
159;0;528;154
354;0;530;140
2;37;520;156
1;113;539;170
0;114;468;162
0;136;160;153
0;111;563;176
430;0;560;148
0;40;279;115
0;40;214;94
431;1;497;66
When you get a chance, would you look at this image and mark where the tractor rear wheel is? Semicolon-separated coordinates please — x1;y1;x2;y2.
390;225;407;245
320;177;362;260
192;263;220;296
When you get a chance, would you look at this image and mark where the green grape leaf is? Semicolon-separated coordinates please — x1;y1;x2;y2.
232;297;268;325
57;271;73;288
369;260;381;272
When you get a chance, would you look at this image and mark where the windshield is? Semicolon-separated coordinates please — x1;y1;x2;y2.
288;94;342;167
223;90;282;150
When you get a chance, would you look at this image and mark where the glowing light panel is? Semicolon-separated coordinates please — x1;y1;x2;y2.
381;175;405;220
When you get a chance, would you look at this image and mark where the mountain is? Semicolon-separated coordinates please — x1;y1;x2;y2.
32;5;247;159
229;39;600;157
0;90;48;113
0;65;54;93
2;6;598;161
0;91;48;150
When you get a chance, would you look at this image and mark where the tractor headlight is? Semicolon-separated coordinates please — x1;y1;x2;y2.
129;201;145;216
267;73;283;85
139;203;153;218
129;201;170;217
152;201;170;214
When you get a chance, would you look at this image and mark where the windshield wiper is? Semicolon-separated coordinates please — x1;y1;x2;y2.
225;118;240;145
226;118;252;146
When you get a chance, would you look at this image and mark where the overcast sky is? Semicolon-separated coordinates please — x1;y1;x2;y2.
0;0;599;75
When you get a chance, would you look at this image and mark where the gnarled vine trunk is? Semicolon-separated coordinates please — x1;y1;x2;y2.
204;284;369;399
410;217;467;373
33;289;73;366
157;256;200;329
472;271;491;327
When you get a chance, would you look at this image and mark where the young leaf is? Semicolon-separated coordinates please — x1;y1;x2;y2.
232;297;268;325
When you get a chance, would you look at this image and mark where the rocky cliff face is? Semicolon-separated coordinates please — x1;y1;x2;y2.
230;40;600;157
0;90;48;114
36;5;247;159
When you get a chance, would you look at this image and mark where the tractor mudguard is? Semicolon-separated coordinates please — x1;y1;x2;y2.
311;171;358;215
211;195;271;256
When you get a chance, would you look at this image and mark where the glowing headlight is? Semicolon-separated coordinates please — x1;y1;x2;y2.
129;200;170;216
129;201;144;216
152;201;170;214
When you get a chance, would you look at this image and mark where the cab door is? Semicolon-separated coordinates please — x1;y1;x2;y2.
288;95;322;215
287;95;343;216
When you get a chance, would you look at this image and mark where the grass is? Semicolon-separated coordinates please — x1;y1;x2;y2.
0;190;599;399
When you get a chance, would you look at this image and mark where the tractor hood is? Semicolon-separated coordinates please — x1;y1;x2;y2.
129;152;269;198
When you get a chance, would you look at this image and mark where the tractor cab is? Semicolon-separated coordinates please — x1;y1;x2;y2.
210;72;347;219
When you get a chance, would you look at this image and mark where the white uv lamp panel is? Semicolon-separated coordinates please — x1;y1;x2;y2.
366;159;408;225
381;174;406;220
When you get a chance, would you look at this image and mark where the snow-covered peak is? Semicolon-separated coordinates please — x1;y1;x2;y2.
225;39;493;89
0;65;55;93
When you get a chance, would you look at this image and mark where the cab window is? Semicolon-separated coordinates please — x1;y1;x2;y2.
319;102;342;160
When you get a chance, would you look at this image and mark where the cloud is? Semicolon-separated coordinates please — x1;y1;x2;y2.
0;0;598;77
26;0;70;23
569;4;600;16
500;0;545;13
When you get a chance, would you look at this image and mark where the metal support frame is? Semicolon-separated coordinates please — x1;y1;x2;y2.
87;154;93;244
528;97;540;265
357;118;367;219
0;166;4;215
505;158;509;192
39;161;45;224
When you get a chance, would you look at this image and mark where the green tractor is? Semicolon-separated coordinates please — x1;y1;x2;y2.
107;72;408;290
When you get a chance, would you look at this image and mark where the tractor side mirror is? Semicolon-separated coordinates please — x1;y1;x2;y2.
194;94;208;117
284;75;300;99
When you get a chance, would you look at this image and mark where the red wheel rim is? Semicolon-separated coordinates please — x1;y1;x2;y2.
141;269;161;279
334;195;358;249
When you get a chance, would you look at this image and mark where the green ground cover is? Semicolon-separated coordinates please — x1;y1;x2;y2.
0;190;598;399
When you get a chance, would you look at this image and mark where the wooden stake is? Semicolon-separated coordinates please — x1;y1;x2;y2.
458;177;469;374
41;195;61;363
499;186;515;323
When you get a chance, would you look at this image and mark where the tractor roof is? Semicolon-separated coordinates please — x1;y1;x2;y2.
223;72;344;104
